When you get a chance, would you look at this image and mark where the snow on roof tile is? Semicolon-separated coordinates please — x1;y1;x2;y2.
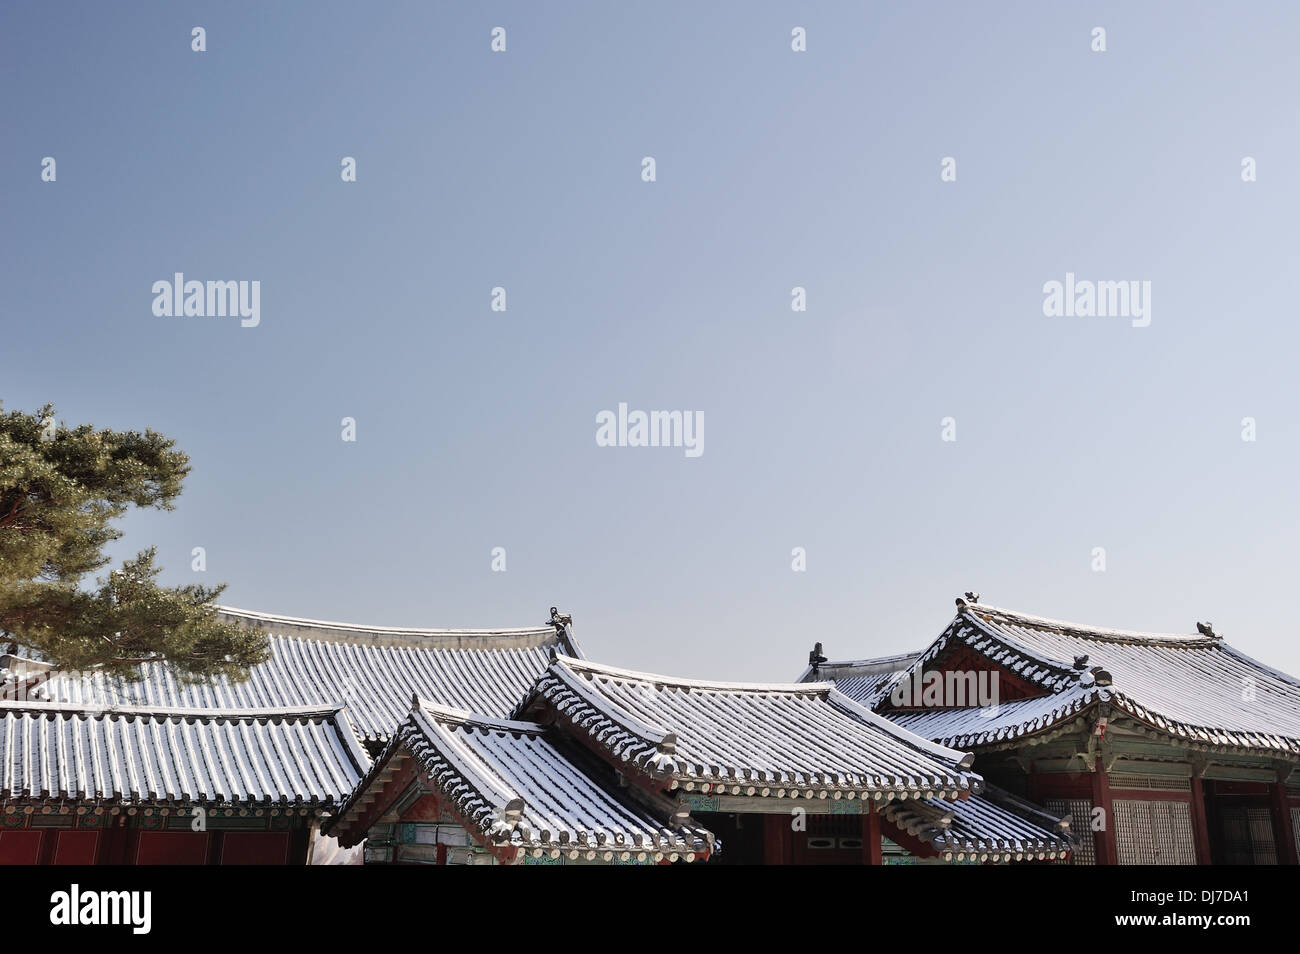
7;607;578;742
326;700;714;862
798;652;922;708
880;600;1300;755
0;700;371;808
519;656;981;800
884;785;1074;863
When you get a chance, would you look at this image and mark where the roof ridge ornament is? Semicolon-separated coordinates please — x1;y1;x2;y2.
955;591;980;613
490;797;529;842
808;642;827;676
549;606;572;635
1196;621;1219;639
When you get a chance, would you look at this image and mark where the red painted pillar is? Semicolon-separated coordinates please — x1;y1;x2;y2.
98;820;133;864
206;830;225;865
864;807;882;866
1091;768;1117;865
1189;775;1213;865
1269;783;1298;866
763;813;788;864
289;823;310;865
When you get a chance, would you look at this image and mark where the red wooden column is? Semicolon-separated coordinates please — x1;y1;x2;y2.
289;823;311;865
1091;768;1117;865
36;828;57;865
863;806;882;865
1269;782;1298;866
1189;775;1213;865
206;830;225;865
763;813;788;865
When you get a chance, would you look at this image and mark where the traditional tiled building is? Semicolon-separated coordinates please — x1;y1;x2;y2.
509;655;1073;865
326;699;717;865
1;607;577;864
802;596;1300;865
323;655;1073;864
0;701;368;864
20;595;1293;865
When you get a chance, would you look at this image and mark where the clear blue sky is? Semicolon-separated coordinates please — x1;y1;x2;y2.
4;2;1298;681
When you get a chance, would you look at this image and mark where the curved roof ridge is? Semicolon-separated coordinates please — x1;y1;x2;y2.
821;651;923;671
968;602;1215;648
216;605;562;649
0;698;348;721
414;699;545;734
556;654;836;695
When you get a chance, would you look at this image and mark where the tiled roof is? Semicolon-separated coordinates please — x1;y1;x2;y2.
0;700;371;809
888;685;1102;749
7;607;579;742
326;701;715;862
882;600;1300;755
798;652;921;708
883;785;1074;863
519;656;981;801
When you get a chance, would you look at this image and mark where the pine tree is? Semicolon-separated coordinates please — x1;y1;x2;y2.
0;404;268;682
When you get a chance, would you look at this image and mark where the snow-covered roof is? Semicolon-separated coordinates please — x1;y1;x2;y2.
8;607;580;742
517;656;981;800
883;785;1075;863
798;652;922;708
326;700;715;862
0;700;371;809
888;684;1103;750
881;600;1300;755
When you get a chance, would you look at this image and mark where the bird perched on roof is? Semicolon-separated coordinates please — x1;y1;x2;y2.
1196;622;1218;638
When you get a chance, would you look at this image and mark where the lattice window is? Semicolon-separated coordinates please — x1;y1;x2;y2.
1218;805;1278;865
1045;798;1095;865
1292;808;1300;862
1109;773;1192;793
1247;808;1277;865
1113;799;1197;865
